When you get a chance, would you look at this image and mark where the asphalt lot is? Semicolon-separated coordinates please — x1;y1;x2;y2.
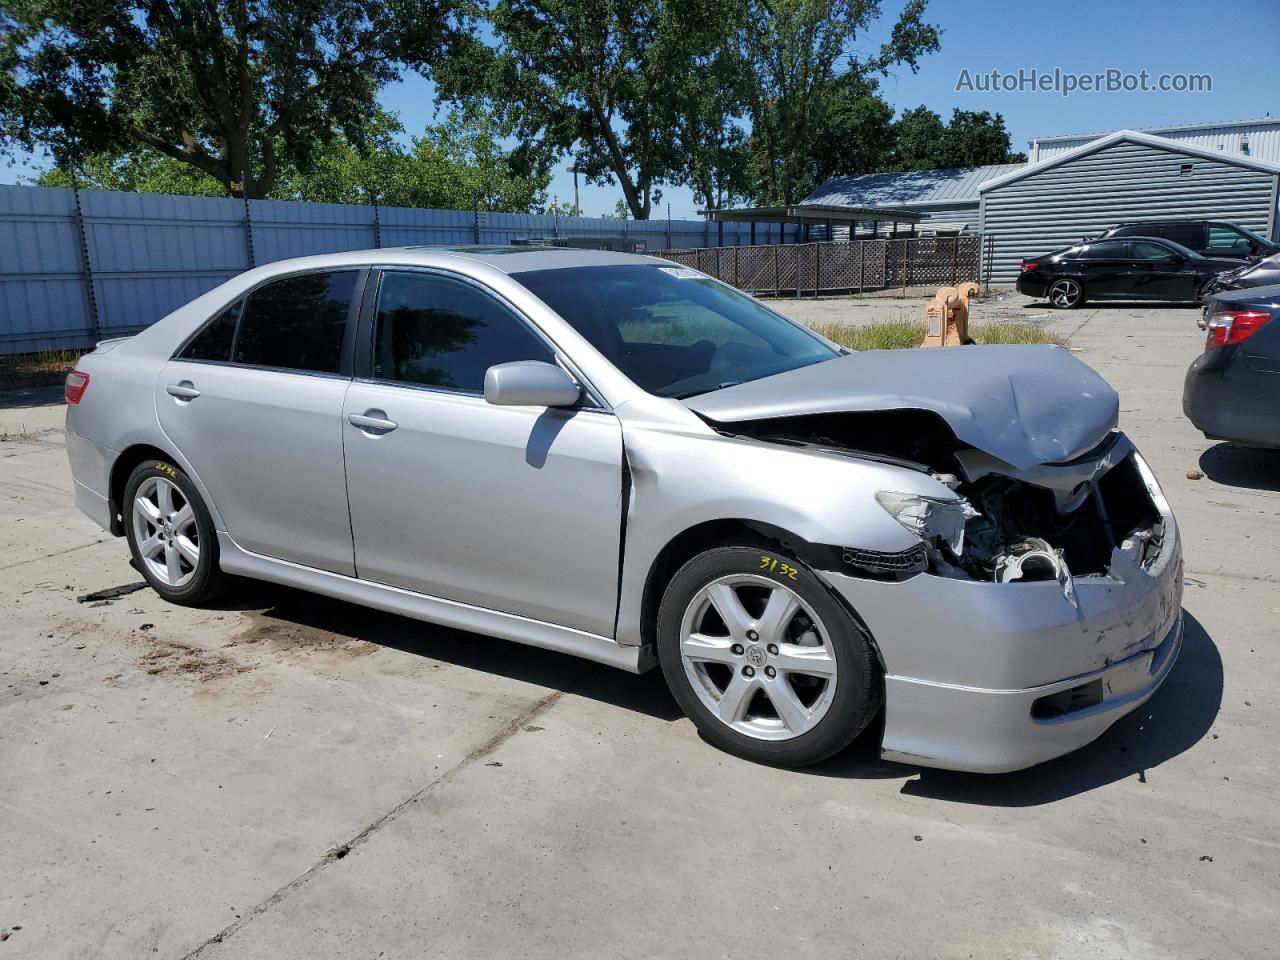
2;294;1278;959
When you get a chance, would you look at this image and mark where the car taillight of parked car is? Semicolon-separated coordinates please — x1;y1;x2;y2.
1205;310;1272;350
1020;261;1037;273
65;369;90;404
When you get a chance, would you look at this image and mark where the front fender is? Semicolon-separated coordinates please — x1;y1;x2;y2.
614;419;954;647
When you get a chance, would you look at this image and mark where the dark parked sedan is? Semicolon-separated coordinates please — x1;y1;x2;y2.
1201;251;1280;301
1098;220;1279;262
1017;237;1239;309
1184;284;1280;449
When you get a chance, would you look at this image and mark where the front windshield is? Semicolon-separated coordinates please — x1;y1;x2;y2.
513;264;838;398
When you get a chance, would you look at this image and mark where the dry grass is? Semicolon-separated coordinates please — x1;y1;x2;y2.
970;321;1067;347
812;319;1065;351
0;349;80;390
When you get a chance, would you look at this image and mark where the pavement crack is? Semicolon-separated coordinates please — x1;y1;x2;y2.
178;676;583;959
1185;568;1279;585
0;537;112;572
1062;308;1100;345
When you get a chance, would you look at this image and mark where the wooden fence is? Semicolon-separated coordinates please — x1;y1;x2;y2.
657;235;986;296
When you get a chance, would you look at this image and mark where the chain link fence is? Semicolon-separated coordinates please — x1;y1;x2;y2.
658;236;985;297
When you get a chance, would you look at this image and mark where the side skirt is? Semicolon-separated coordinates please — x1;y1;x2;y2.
217;533;657;674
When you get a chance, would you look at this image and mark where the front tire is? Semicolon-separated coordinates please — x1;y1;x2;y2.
1047;277;1085;309
123;460;223;605
657;543;881;767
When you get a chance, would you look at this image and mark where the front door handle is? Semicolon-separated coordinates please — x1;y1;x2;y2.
348;411;398;434
165;382;200;400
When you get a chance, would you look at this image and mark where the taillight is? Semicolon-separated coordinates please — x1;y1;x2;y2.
65;369;90;404
1205;310;1271;350
1020;261;1038;273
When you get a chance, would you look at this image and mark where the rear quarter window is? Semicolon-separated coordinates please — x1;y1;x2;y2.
178;301;241;362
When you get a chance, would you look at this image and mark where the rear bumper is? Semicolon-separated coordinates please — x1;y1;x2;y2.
65;423;116;533
1015;273;1049;297
1184;351;1280;448
818;483;1183;773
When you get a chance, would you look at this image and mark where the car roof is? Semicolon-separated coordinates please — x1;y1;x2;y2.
236;245;672;278
1109;220;1216;227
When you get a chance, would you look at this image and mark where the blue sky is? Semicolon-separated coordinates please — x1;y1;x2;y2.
4;1;1277;219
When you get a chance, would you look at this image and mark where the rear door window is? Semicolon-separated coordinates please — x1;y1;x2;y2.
1159;223;1204;249
1131;241;1178;261
234;271;359;373
1079;241;1129;260
371;271;556;393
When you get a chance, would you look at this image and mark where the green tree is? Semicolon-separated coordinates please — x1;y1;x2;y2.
272;110;552;211
889;104;947;170
34;110;551;212
735;0;941;205
888;106;1026;170
446;0;730;220
1;0;469;198
33;149;228;196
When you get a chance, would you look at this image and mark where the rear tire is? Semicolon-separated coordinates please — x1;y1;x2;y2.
657;543;881;768
1047;278;1085;309
123;460;223;605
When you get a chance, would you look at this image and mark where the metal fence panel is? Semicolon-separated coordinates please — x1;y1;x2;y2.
0;182;806;355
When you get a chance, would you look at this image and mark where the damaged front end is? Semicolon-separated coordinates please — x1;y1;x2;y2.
723;410;1167;598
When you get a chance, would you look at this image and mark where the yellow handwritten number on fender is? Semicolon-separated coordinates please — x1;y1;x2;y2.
759;555;798;580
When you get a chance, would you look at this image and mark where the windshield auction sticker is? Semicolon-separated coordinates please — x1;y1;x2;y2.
658;266;704;279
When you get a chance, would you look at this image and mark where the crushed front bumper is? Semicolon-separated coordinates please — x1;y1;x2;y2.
819;494;1183;774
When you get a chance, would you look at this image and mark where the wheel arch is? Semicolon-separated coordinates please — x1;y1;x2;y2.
637;518;887;673
107;443;186;536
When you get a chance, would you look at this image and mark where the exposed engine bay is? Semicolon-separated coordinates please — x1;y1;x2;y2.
722;410;1165;589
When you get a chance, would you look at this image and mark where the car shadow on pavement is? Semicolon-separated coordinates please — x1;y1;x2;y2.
217;581;686;722
0;385;65;409
1021;301;1192;311
858;609;1222;806
1198;442;1280;491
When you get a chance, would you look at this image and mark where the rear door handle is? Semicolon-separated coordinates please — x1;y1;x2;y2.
348;412;398;434
165;382;200;400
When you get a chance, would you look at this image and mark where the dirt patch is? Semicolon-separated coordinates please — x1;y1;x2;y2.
139;637;251;682
227;611;380;662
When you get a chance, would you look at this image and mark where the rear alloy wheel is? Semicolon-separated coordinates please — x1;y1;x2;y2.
657;544;880;767
1047;278;1084;309
124;460;223;604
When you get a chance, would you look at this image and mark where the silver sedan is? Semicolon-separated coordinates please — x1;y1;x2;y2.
64;247;1183;772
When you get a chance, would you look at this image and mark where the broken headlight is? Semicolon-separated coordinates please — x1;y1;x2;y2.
874;491;979;555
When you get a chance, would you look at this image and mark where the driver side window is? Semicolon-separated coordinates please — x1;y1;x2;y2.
371;271;556;393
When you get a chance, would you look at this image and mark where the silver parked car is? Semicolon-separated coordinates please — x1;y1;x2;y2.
64;247;1184;772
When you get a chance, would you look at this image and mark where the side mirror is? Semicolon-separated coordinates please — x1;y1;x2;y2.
484;360;582;408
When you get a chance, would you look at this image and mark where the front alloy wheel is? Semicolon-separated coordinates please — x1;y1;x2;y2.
679;574;837;740
657;544;881;767
1048;278;1083;309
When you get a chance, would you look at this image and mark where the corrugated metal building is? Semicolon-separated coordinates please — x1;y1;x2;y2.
802;163;1020;235
1028;116;1280;166
978;130;1280;284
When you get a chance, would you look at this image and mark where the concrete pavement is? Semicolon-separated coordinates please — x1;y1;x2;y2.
2;301;1277;959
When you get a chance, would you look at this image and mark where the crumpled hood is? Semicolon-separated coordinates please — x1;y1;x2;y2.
684;344;1119;470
